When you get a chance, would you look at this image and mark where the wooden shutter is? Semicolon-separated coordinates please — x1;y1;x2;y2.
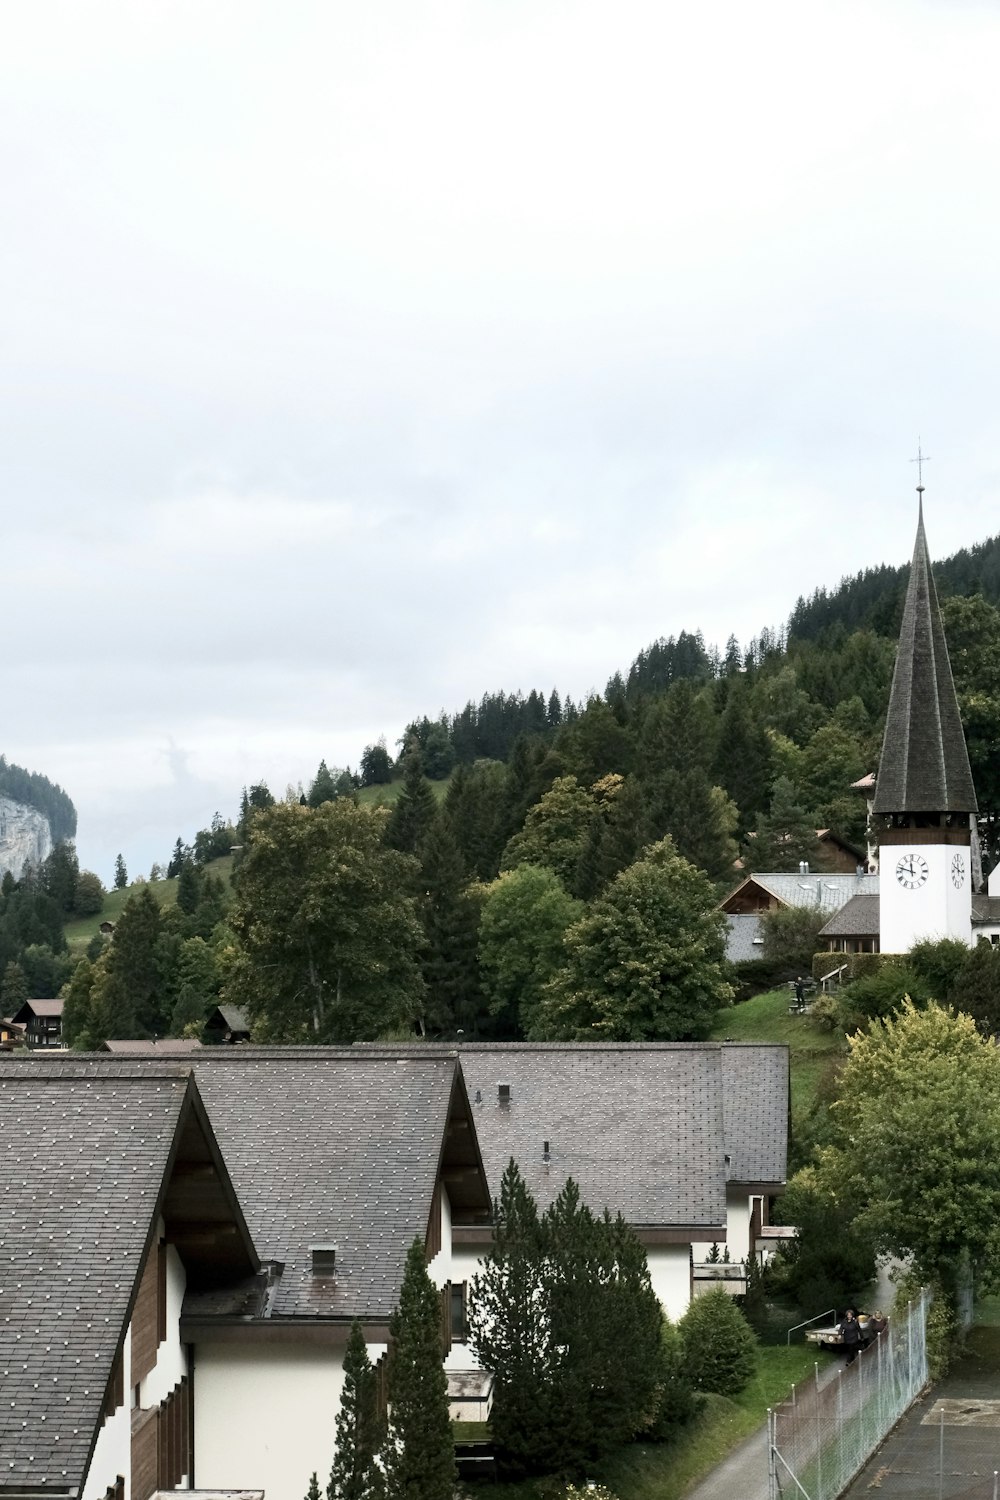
131;1407;158;1500
131;1244;161;1385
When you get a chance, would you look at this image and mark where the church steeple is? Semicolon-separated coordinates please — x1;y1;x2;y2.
872;498;978;817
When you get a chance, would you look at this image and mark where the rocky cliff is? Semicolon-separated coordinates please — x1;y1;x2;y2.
0;796;53;881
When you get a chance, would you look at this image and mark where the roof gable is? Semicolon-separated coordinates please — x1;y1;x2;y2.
0;1069;257;1495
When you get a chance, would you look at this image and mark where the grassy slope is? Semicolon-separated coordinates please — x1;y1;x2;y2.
710;987;846;1118
63;854;235;958
474;1345;833;1500
355;773;454;808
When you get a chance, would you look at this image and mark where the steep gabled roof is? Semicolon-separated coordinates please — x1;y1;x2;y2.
873;501;978;815
719;872;879;915
818;893;881;938
0;1069;257;1496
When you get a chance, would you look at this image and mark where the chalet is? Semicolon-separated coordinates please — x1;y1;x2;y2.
7;1048;492;1500
10;996;65;1048
0;1066;259;1500
203;1004;251;1043
0;1017;24;1050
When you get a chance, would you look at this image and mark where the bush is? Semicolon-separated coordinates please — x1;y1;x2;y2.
732;957;799;1002
893;1271;953;1380
642;1317;702;1440
678;1288;757;1396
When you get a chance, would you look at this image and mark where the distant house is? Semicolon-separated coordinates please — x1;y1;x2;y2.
0;1065;259;1500
0;1017;24;1050
719;870;880;963
204;1003;251;1043
99;919;116;937
10;996;64;1048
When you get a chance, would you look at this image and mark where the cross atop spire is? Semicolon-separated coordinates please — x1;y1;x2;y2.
872;497;978;817
910;440;930;494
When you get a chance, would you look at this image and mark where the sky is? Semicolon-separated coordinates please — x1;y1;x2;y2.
3;0;1000;881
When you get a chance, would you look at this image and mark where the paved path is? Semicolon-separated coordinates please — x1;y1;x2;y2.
685;1358;842;1500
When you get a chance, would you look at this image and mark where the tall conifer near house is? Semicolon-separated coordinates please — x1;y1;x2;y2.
382;1239;454;1500
328;1321;385;1500
385;743;437;855
113;853;127;890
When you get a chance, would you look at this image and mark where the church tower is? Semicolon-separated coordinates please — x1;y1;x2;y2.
873;492;978;953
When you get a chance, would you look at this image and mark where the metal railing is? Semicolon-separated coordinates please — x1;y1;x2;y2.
785;1309;836;1346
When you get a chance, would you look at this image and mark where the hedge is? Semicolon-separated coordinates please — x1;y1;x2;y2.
810;951;906;984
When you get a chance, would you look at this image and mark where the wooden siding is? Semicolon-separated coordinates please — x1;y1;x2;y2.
425;1180;442;1261
131;1407;158;1500
102;1349;124;1421
131;1241;163;1385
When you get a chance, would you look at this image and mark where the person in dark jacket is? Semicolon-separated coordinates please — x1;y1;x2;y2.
793;976;807;1011
839;1308;862;1364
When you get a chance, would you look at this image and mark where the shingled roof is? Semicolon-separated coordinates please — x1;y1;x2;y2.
872;501;978;816
0;1069;257;1497
4;1051;490;1328
818;893;881;938
720;1044;788;1187
359;1040;792;1230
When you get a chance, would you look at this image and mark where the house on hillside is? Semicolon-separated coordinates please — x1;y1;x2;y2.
204;1003;251;1043
0;1066;259;1500
5;1048;492;1500
10;996;65;1048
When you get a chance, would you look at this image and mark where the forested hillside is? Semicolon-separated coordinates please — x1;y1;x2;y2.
46;526;1000;1052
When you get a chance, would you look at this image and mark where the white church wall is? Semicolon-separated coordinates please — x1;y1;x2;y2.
880;843;973;953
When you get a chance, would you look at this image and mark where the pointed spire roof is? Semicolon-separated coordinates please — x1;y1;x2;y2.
873;498;978;815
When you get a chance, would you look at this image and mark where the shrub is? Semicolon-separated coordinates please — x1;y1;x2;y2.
892;1271;953;1380
678;1288;757;1396
642;1317;702;1440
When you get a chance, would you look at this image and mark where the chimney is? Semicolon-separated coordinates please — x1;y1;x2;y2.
310;1245;338;1276
498;1083;511;1105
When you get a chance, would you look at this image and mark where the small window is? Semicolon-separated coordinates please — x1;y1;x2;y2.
450;1281;468;1342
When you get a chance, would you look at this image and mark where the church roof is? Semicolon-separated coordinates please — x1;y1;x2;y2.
872;500;978;816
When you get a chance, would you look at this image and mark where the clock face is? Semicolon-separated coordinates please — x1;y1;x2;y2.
895;853;929;890
951;852;966;889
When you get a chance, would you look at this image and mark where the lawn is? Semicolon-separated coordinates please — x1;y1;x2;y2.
464;1343;834;1500
709;987;846;1118
356;773;453;809
63;855;236;957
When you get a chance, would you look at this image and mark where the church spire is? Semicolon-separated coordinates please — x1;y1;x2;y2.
872;494;977;816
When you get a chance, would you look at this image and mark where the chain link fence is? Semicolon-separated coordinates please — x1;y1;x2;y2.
768;1290;930;1500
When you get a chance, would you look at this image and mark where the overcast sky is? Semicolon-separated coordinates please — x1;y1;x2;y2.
3;0;999;880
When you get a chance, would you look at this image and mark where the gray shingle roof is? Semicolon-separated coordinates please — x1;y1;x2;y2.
0;1071;192;1493
214;1005;250;1033
720;1045;788;1185
972;895;1000;925
725;913;765;963
818;894;881;938
722;873;879;914
458;1044;727;1227
873;502;978;815
4;1050;484;1323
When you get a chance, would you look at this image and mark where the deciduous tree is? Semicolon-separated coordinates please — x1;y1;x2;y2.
478;867;583;1039
537;839;733;1041
225;801;424;1043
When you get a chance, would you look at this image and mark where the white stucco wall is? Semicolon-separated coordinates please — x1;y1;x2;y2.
880;842;973;953
82;1327;132;1500
194;1342;347;1500
444;1243;486;1372
141;1241;188;1409
724;1189;752;1262
646;1244;691;1322
426;1185;453;1289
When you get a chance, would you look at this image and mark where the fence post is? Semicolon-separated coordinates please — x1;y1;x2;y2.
939;1404;944;1500
837;1367;845;1494
816;1362;823;1499
767;1407;775;1500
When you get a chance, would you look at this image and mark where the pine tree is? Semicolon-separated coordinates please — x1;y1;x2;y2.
62;959;96;1048
167;838;187;879
382;1240;454;1500
385;744;437;856
306;1474;322;1500
0;960;28;1014
309;760;338;808
176;859;202;916
113;853;128;890
415;814;482;1035
328;1321;385;1500
90;886;164;1039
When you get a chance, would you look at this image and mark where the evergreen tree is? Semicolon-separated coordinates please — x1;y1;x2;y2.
359;741;392;786
714;685;772;834
306;1475;322;1500
678;1288;757;1396
40;842;80;913
327;1320;385;1500
89;886;165;1039
308;760;338;808
415;814;482;1036
0;960;28;1014
748;776;822;872
167;838;188;879
444;761;509;881
176;859;202;916
113;853;128;890
385;743;438;855
382;1240;455;1500
62;958;96;1048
